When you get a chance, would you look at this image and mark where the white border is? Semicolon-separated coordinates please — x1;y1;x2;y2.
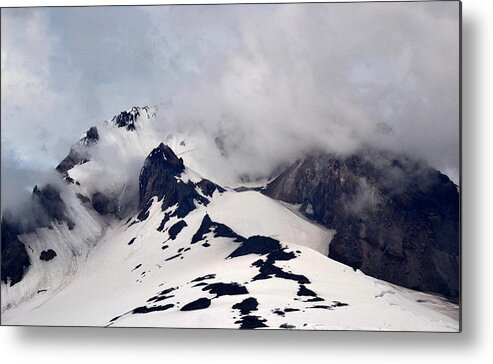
2;0;492;363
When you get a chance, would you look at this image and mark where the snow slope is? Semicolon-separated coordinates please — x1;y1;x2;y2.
2;190;458;331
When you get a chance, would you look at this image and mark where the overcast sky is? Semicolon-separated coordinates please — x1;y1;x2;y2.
1;2;460;211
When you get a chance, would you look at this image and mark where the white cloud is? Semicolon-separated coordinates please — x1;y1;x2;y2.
1;2;460;213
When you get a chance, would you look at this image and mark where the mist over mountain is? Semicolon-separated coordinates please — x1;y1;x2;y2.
1;106;459;330
1;2;459;216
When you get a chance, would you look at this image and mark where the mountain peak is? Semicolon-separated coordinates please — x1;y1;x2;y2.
78;126;99;146
144;143;185;176
139;144;187;207
111;106;155;131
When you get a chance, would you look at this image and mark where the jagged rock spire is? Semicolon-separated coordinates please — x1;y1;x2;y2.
139;143;185;205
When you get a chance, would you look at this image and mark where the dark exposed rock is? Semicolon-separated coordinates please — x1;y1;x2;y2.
196;179;225;197
307;305;332;310
146;287;176;304
191;274;216;283
280;323;296;329
202;282;248;297
157;212;171;232
192;282;208;287
307;301;349;310
232;296;266;329
191;214;244;244
109;315;121;323
158;287;176;296
32;185;63;221
32;184;74;229
91;192;118;215
252;259;310;284
180;297;211;311
76;193;91;204
333;301;349;307
228;235;281;258
112;107;143;131
168;220;187;240
189;215;311;286
56;127;97;176
39;249;57;261
138;144;227;225
241;242;308;284
1;218;31;286
232;297;259;315
233;186;264;192
147;294;174;304
264;149;460;300
55;148;89;176
179;223;309;286
297;285;317;297
138;143;209;219
82;127;99;144
235;315;268;329
144;287;178;305
165;253;182;261
137;199;153;221
132;303;174;314
272;309;285;316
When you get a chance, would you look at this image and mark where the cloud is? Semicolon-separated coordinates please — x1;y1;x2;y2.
1;2;460;213
1;9;60;167
149;2;459;180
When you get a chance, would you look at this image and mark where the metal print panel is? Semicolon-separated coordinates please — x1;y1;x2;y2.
0;1;461;331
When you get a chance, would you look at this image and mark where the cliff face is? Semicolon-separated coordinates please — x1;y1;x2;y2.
264;149;460;301
1;218;31;286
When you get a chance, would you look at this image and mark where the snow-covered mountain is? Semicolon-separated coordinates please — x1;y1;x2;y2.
1;107;459;331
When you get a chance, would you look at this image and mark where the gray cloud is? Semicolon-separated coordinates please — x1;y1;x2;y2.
1;2;460;213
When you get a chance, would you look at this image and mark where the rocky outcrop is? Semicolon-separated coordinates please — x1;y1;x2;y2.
39;249;57;261
56;126;98;182
196;179;225;197
138;143;220;219
264;149;460;301
113;108;140;131
32;184;74;229
57;127;98;172
56;148;89;176
139;143;185;205
80;126;99;145
91;192;119;215
1;217;31;286
111;106;154;131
